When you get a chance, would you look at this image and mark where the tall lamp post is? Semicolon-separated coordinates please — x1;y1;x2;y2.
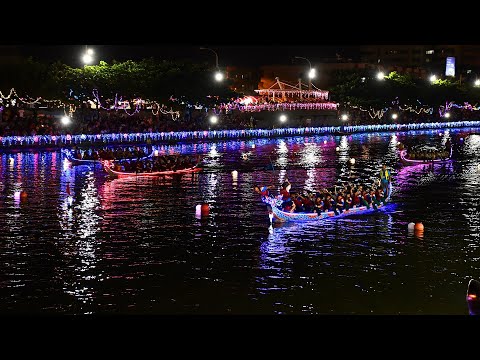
295;56;315;90
200;47;223;81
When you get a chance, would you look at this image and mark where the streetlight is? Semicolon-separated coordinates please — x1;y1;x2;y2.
474;79;480;87
376;71;385;80
429;74;437;83
444;112;451;118
210;115;218;124
200;47;224;82
82;46;94;65
391;113;398;120
279;114;287;122
295;56;315;90
61;116;71;125
341;114;349;121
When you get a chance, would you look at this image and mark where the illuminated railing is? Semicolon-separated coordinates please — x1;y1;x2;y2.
1;120;479;147
224;102;338;112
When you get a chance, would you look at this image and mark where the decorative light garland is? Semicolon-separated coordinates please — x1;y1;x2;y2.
1;120;479;148
151;102;181;120
0;88;42;106
399;105;434;115
438;101;480;116
350;106;389;119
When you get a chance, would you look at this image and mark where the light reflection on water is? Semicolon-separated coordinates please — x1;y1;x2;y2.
0;127;480;314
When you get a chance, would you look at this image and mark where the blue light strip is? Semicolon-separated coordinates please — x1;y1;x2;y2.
0;120;479;147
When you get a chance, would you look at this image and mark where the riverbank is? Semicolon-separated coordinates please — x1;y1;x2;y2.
1;120;479;151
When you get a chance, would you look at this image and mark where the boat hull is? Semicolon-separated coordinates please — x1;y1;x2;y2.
104;165;202;178
263;193;390;223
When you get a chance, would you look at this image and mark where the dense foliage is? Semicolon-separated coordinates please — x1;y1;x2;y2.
0;57;237;108
329;69;480;110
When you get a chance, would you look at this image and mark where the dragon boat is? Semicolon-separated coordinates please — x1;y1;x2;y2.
399;145;452;166
262;183;392;223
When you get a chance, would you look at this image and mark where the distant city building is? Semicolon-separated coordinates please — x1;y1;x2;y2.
226;66;261;95
359;44;480;76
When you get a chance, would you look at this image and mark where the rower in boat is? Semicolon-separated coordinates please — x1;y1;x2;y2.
379;164;391;199
254;184;275;198
445;138;452;155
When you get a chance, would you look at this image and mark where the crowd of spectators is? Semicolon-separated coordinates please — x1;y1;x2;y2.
0;103;477;137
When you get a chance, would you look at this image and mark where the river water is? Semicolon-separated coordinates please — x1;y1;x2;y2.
1;127;479;314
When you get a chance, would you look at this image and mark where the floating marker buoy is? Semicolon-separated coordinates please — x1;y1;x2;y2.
252;144;255;149
201;203;210;216
323;140;327;144
414;222;424;232
349;158;355;165
408;222;415;231
154;150;159;157
66;183;70;195
336;147;340;152
20;191;28;201
231;170;238;177
8;157;14;165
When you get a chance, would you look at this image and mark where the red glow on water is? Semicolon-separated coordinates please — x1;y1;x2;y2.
468;294;477;300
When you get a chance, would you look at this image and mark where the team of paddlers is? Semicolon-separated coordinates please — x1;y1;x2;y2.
71;147;149;161
399;139;452;161
110;154;202;173
255;167;391;215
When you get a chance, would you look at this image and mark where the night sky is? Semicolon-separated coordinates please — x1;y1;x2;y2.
12;44;360;67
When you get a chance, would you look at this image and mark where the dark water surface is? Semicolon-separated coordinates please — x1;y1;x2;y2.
1;128;480;314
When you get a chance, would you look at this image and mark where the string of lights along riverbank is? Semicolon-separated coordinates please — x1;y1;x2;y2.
0;120;479;148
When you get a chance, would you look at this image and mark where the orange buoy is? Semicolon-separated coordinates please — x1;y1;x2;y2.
201;203;210;216
414;222;424;232
20;191;28;201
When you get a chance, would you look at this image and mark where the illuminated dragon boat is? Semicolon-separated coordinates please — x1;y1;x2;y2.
262;184;392;223
103;161;202;178
399;145;452;166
